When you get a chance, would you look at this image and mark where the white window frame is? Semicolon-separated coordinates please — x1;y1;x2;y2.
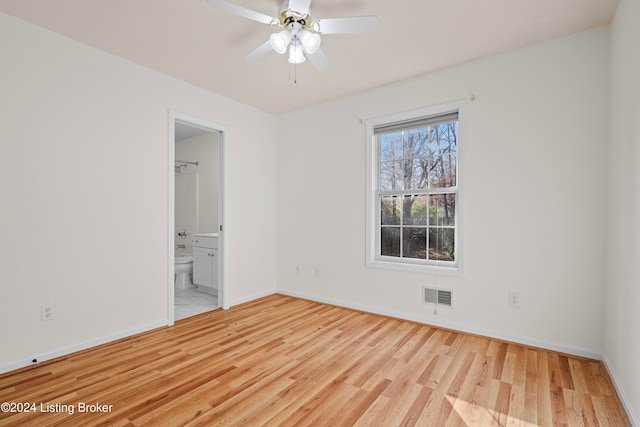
365;99;465;276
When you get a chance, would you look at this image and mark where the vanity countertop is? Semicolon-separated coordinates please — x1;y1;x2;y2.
192;233;219;238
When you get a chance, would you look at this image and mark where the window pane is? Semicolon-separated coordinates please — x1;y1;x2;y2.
429;194;455;226
429;228;455;261
406;158;429;189
403;227;427;259
430;153;456;188
405;128;431;157
429;123;457;189
380;160;403;191
381;196;401;225
444;153;457;187
380;133;402;161
381;227;400;257
403;195;427;225
431;123;457;154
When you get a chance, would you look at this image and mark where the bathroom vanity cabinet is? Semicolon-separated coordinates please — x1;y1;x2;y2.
192;233;218;292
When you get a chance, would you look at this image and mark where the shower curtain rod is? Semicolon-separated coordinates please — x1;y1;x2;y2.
175;160;199;166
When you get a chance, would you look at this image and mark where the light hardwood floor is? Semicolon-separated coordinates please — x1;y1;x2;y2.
0;294;631;426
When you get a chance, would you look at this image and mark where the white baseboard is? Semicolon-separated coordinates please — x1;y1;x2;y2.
1;289;277;376
229;290;276;308
0;321;167;375
602;356;639;426
276;289;602;360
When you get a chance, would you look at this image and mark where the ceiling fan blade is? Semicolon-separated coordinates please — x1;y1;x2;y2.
207;0;276;25
314;16;379;34
307;48;330;70
244;40;274;61
287;0;312;16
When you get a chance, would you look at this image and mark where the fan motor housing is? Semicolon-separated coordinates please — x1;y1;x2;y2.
278;4;310;27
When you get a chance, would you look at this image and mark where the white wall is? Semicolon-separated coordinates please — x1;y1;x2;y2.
277;27;610;357
0;12;277;371
605;0;640;423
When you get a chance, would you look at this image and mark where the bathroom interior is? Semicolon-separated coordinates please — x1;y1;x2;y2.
174;122;220;320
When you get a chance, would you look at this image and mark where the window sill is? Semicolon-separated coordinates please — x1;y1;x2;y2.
366;258;463;276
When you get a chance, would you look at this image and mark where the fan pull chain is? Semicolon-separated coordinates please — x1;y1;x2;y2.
289;57;298;84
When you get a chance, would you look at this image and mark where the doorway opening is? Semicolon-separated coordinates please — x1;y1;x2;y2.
168;111;226;325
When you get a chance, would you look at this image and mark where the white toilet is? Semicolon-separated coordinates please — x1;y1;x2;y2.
175;254;194;289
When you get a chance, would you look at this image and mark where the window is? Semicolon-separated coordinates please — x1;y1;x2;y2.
366;100;464;274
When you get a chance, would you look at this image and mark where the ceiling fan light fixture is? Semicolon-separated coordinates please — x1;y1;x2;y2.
288;43;306;64
208;0;380;71
270;30;291;54
299;30;321;54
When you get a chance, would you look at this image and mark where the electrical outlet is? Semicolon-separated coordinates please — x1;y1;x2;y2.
314;267;320;278
295;265;301;275
41;305;54;321
508;291;520;308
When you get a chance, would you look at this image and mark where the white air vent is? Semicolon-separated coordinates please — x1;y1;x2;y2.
422;286;453;308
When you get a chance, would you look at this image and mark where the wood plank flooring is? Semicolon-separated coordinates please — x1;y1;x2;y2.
0;294;631;426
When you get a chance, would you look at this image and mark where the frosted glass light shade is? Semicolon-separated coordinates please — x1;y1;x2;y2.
299;30;321;54
288;44;306;64
270;31;291;54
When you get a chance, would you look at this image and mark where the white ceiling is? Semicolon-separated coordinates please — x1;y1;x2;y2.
0;0;617;114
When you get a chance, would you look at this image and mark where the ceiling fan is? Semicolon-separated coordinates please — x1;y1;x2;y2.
206;0;379;70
